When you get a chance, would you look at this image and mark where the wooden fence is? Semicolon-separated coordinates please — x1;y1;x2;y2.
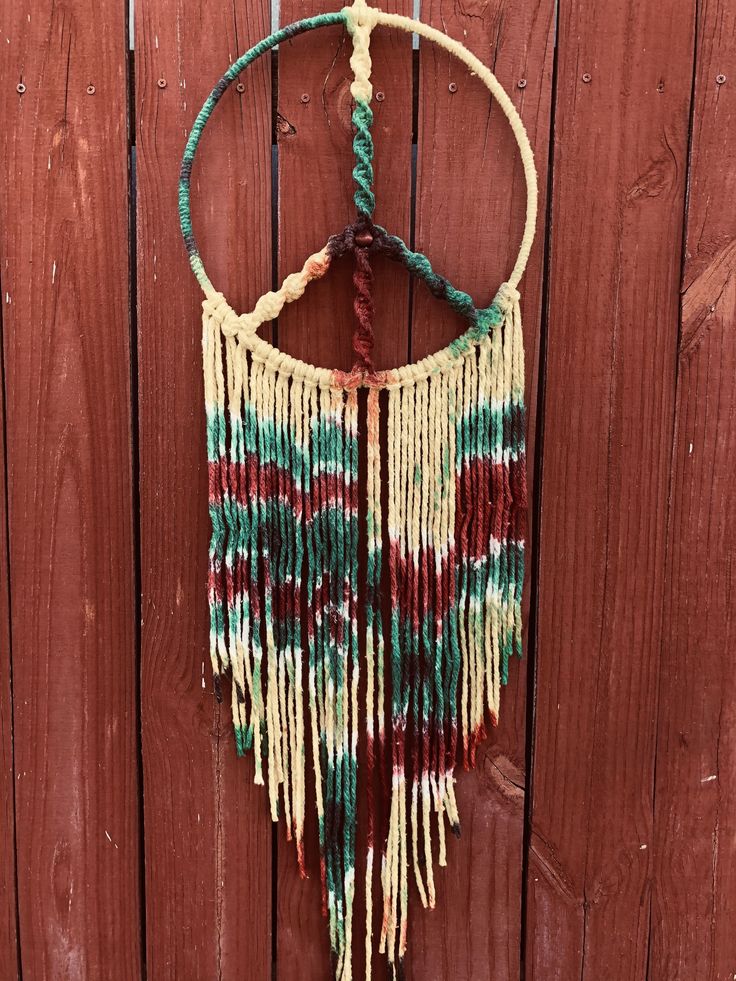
1;0;734;977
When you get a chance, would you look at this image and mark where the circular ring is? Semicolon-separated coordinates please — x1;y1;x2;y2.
179;6;537;308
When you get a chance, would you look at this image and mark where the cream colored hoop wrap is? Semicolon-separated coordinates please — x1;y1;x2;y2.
180;4;538;980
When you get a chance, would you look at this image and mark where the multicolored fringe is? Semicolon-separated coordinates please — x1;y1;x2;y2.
202;288;526;979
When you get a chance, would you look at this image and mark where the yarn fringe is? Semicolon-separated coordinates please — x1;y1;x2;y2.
202;296;526;980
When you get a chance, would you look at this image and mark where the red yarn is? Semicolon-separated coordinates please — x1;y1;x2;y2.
352;245;375;373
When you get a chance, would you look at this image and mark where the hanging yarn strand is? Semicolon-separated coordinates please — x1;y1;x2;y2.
183;2;536;978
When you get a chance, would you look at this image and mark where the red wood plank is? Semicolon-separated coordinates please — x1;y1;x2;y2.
0;382;18;975
408;3;553;978
0;1;141;975
275;2;412;977
649;3;736;976
525;2;695;978
136;1;273;977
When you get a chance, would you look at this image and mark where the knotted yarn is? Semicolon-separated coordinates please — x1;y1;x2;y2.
180;2;537;978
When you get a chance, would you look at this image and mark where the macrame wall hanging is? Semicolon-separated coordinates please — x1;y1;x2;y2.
179;1;537;977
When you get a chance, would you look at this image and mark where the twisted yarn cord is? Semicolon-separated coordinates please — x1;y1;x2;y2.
345;0;376;218
352;244;375;373
352;102;375;218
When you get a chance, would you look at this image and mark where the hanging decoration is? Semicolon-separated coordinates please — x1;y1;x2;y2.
179;2;537;977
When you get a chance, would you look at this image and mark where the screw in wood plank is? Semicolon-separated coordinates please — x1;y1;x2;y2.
301;93;311;104
448;82;458;93
86;84;96;95
375;91;385;102
517;79;527;89
582;72;592;83
236;82;245;94
16;82;26;94
716;74;726;85
157;78;167;89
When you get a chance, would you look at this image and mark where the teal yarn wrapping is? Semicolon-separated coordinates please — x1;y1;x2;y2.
352;100;375;216
370;224;505;332
179;11;347;291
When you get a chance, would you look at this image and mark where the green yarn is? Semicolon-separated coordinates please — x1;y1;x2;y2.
352;99;375;216
372;224;505;331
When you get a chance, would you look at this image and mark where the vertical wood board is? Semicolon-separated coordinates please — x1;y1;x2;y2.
650;1;736;976
526;1;695;977
136;1;273;977
0;0;141;975
408;1;553;977
0;366;18;976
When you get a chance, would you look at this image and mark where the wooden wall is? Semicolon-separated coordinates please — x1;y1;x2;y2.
0;0;733;977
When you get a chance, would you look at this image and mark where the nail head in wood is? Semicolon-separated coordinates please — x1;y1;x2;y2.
16;82;26;94
236;82;245;93
375;91;385;102
582;72;592;83
448;82;458;93
301;93;311;104
517;79;527;89
157;78;167;89
86;84;96;95
716;74;726;85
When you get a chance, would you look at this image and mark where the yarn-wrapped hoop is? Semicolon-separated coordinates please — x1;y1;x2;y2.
179;3;537;385
180;3;537;979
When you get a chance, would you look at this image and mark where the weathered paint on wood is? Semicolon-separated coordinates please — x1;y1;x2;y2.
650;1;736;976
0;0;141;976
526;1;696;978
407;2;553;978
136;1;273;977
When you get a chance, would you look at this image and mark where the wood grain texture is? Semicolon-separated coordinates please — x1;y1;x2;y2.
0;0;141;976
407;2;553;978
649;2;736;977
136;1;273;977
525;1;696;978
275;3;412;977
0;372;18;975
